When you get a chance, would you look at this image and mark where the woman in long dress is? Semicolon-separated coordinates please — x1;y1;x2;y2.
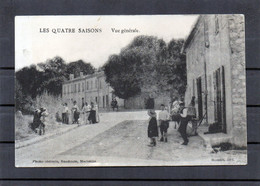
95;101;100;123
147;109;158;147
72;101;80;124
88;102;97;124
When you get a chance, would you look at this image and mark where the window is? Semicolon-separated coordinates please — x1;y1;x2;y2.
204;17;209;48
67;85;70;94
78;83;80;92
91;80;93;89
63;86;66;95
87;81;89;90
100;80;102;89
71;84;73;93
74;84;76;93
192;79;195;96
82;82;84;91
215;15;219;34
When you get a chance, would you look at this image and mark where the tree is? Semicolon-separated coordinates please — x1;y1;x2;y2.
16;56;96;101
104;35;186;100
156;39;186;97
104;53;142;99
15;80;34;113
65;60;95;79
16;65;45;98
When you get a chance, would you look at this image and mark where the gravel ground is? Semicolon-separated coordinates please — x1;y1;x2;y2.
15;111;247;167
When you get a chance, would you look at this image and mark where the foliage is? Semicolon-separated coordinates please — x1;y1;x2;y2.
15;93;64;141
15;80;35;114
65;60;95;79
104;36;186;100
15;56;95;112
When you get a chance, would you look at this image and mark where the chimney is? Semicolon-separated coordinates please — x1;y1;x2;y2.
80;72;84;77
69;74;74;80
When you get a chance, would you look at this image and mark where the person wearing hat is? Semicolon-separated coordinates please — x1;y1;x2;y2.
158;104;170;142
147;109;158;147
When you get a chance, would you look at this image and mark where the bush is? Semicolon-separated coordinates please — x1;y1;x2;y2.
15;93;64;141
34;92;63;125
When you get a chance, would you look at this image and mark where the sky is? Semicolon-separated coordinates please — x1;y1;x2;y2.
15;15;198;71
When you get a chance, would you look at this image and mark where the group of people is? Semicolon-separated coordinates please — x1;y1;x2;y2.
147;96;197;147
61;100;99;125
30;107;48;135
111;98;119;111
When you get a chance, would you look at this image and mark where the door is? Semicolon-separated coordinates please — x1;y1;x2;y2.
197;77;203;120
106;95;109;108
213;66;226;133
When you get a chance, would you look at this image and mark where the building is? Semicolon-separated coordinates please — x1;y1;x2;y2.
62;71;124;110
183;15;246;147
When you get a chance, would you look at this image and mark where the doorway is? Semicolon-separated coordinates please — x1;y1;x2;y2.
213;66;226;133
197;77;203;120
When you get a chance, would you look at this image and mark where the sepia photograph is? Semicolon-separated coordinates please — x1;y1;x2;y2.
15;15;247;167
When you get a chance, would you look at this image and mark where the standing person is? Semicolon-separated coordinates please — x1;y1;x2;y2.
187;96;197;135
171;97;181;129
70;99;74;124
147;109;158;147
72;101;80;124
88;102;97;124
86;102;91;124
178;103;189;145
81;98;85;110
95;101;100;123
146;94;154;110
31;109;42;133
62;103;69;124
39;107;48;135
158;104;170;142
111;98;118;111
81;102;87;125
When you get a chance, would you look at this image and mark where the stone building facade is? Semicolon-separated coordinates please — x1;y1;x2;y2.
62;71;124;110
183;15;246;147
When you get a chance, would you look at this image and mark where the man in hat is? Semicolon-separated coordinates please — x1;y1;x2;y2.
158;104;170;142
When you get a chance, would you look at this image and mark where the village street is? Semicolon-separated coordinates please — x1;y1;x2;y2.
15;111;247;167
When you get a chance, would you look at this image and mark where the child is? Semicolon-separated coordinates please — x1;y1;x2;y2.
147;109;158;147
158;104;170;142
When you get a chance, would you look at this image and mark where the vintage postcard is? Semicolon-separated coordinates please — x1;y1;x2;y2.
15;15;247;167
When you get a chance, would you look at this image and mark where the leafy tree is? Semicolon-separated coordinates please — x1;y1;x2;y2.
15;80;34;113
65;60;95;79
16;65;45;98
104;36;186;100
156;39;186;97
15;56;96;112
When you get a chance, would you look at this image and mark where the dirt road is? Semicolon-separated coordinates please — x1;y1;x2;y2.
15;111;247;167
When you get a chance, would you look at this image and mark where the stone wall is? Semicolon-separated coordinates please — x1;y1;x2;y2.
125;93;171;110
228;14;247;147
